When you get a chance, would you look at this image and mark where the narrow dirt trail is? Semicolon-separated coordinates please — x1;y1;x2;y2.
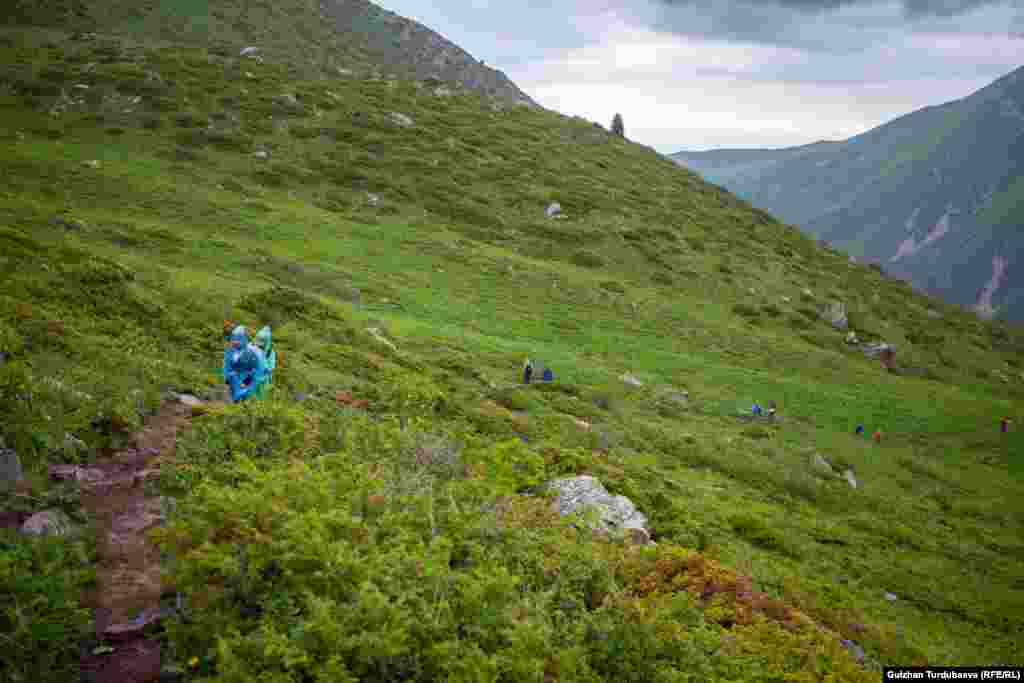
56;397;196;683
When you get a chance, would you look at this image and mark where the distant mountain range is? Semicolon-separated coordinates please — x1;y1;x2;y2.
671;65;1024;323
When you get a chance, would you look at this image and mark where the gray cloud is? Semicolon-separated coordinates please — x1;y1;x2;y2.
638;0;1022;50
655;0;1015;18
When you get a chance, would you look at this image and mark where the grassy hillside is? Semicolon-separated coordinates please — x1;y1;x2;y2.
0;0;535;105
1;25;1023;682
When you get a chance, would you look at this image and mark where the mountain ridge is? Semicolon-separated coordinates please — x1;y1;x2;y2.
671;64;1024;322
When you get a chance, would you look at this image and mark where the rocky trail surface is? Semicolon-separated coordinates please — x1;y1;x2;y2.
47;395;206;682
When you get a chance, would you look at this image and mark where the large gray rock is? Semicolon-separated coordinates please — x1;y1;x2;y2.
20;510;75;537
545;202;562;218
545;476;652;544
0;447;23;486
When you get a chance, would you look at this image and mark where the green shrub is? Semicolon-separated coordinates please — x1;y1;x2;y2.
732;303;760;319
729;513;795;556
0;533;92;683
571;249;605;268
599;280;626;294
174;110;209;127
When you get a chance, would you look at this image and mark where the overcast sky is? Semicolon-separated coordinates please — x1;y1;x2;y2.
377;0;1023;152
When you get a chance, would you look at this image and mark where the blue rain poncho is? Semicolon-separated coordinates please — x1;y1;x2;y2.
223;326;265;403
254;326;275;381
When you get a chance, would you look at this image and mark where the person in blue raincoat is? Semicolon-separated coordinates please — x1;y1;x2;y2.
223;325;265;403
251;325;276;398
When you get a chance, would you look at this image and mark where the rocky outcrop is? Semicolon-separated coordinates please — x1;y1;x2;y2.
544;476;653;545
319;0;537;108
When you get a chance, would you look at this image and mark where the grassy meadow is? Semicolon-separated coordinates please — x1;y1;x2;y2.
0;25;1022;682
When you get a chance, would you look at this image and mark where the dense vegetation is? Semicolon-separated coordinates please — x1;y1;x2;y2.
0;19;1022;682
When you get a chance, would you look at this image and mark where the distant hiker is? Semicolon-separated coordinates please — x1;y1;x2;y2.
872;430;882;444
1001;417;1011;433
880;347;895;372
223;325;266;403
855;424;865;436
542;367;553;382
752;403;763;417
767;400;777;419
251;325;275;398
523;358;534;385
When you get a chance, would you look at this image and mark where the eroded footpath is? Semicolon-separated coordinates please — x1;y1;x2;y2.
49;398;194;683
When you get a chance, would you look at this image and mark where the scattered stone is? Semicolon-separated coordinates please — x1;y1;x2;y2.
574;418;592;431
811;453;835;477
657;388;689;407
926;310;942;319
388;112;414;127
253;149;269;159
239;46;260;57
0;447;23;486
782;296;792;303
273;93;302;111
844;468;859;489
366;192;381;207
802;288;814;298
63;433;87;455
748;287;756;295
545;202;562;218
841;639;866;663
366;327;397;351
83;160;101;169
20;509;75;537
620;373;643;388
884;592;898;602
545;475;653;545
173;393;203;407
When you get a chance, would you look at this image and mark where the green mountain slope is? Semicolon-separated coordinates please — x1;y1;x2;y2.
671;66;1024;322
2;0;536;106
1;16;1023;683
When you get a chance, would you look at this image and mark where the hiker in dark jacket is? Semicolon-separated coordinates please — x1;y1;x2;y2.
523;358;534;384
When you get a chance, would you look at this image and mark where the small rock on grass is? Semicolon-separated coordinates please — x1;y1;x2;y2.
20;509;76;537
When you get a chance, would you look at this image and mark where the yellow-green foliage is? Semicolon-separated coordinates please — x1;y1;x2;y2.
154;414;874;682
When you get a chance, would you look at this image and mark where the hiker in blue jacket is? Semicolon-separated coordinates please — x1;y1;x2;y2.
251;325;276;398
542;366;553;382
752;403;763;417
223;325;265;403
